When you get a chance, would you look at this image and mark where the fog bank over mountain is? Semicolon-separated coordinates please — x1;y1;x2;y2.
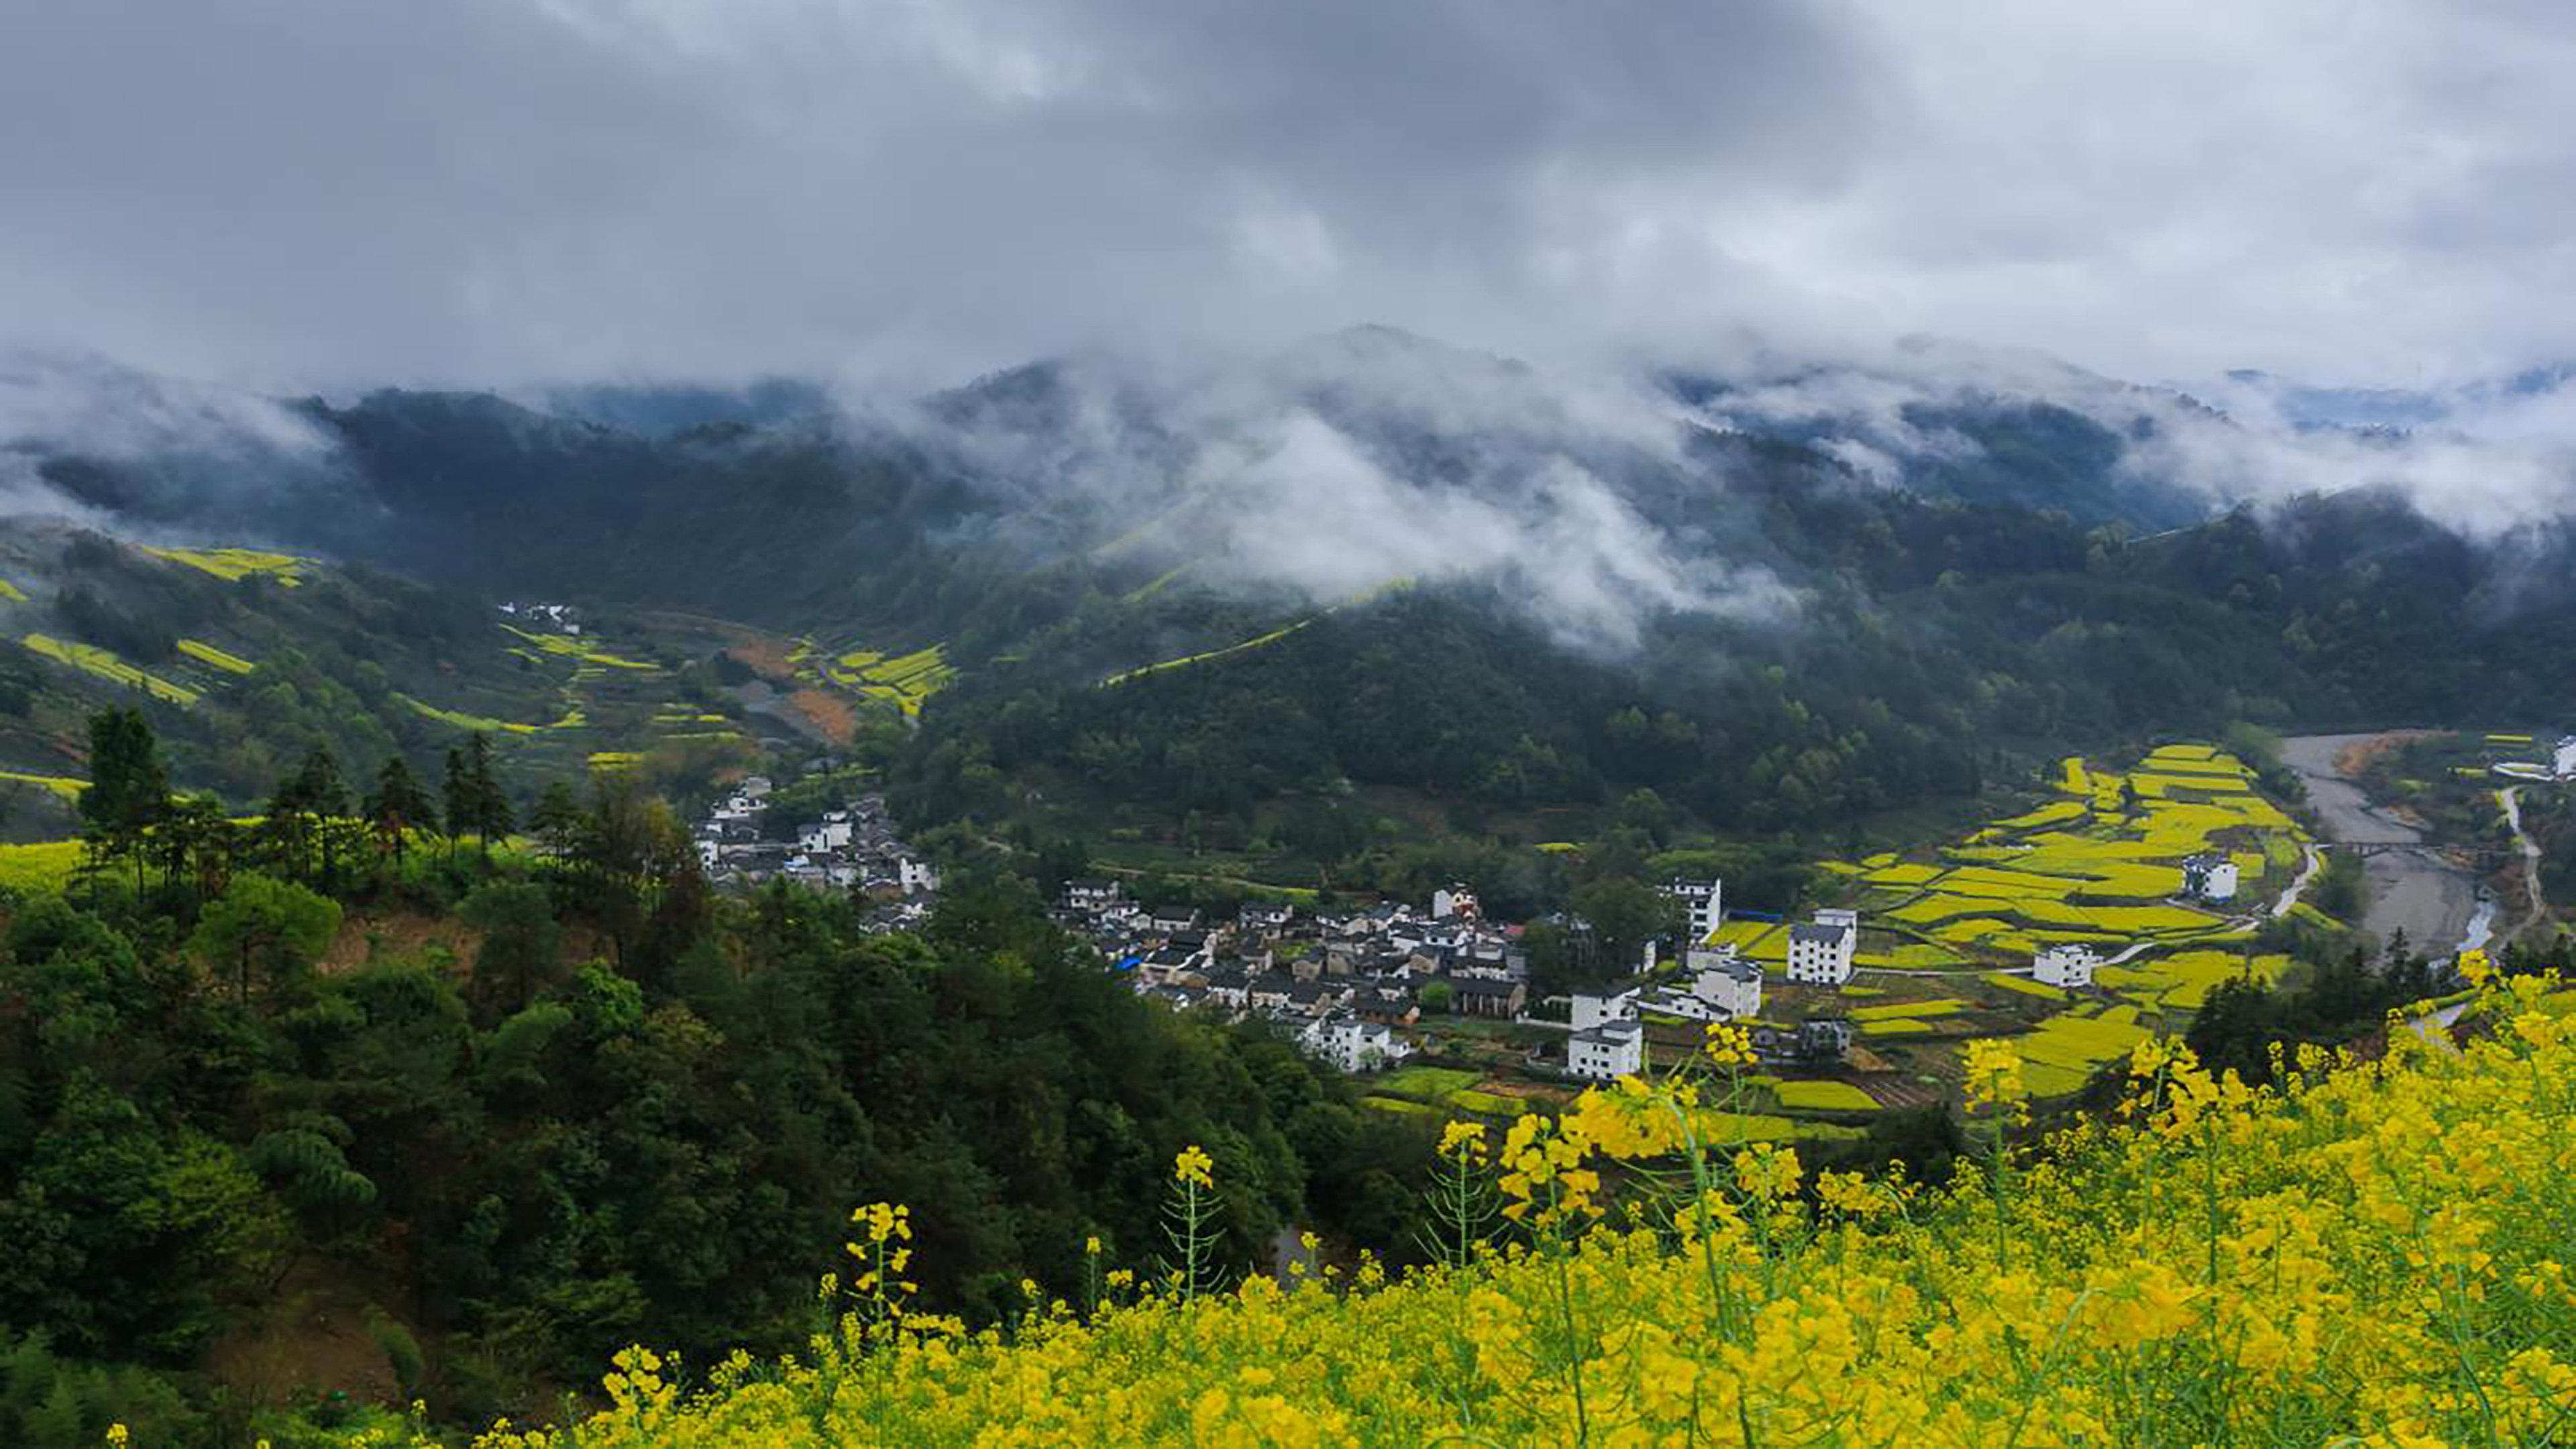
6;328;2576;650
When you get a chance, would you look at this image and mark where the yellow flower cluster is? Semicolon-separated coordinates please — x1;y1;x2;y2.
1496;1112;1601;1227
841;1201;918;1324
1701;1020;1756;1067
1172;1144;1214;1190
357;973;2572;1448
1961;1036;2029;1121
1436;1120;1487;1163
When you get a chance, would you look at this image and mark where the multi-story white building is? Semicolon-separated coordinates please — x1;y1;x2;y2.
2182;855;2239;904
1662;878;1725;942
1567;1018;1646;1080
1571;987;1641;1032
1687;946;1764;1018
801;815;854;854
2033;943;2100;989
1301;1014;1414;1073
1785;911;1858;986
1064;879;1124;912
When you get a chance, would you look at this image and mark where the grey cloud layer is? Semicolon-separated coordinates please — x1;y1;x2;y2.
10;1;2575;390
904;335;1794;649
0;0;1859;386
1684;335;2576;536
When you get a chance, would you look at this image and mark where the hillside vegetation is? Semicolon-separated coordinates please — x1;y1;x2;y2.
18;355;2576;869
0;792;1427;1448
351;971;2575;1449
0;528;793;831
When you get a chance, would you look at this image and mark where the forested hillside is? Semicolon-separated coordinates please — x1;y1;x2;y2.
897;470;2576;879
0;717;1421;1447
360;971;2576;1449
0;527;767;837
9;334;2576;894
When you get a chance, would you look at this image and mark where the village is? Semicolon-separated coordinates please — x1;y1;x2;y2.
692;775;943;932
1041;871;2231;1085
683;741;2326;1107
1051;757;2277;1093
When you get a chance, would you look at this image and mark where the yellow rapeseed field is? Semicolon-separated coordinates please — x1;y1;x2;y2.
337;979;2575;1449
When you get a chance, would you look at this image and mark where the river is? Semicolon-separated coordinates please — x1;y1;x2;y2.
2277;733;2483;957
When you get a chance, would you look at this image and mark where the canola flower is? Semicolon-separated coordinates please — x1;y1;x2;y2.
1961;1036;2030;1122
341;971;2572;1448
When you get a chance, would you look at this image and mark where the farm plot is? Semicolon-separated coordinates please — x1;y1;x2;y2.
140;545;309;586
2098;950;2290;1012
22;635;199;705
1798;741;2312;1105
2015;1009;2153;1097
821;643;956;719
1771;1080;1880;1112
1713;920;1788;961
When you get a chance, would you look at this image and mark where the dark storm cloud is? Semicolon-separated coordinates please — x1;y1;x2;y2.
0;0;1871;386
10;1;2576;389
8;1;2576;543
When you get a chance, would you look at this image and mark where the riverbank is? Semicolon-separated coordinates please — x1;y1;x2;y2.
2278;732;2481;956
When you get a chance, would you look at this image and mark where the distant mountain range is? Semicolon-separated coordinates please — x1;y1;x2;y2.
3;330;2572;839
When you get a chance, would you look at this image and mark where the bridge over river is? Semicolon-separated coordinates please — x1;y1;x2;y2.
2279;733;2496;957
2317;840;2515;865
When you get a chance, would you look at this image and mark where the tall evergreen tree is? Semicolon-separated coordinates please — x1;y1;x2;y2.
441;745;474;867
77;708;169;890
468;733;513;863
530;780;583;861
265;745;348;885
364;756;439;862
442;733;513;865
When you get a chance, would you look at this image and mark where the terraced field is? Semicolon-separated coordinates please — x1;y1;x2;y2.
1773;743;2314;1104
1100;619;1317;688
137;545;310;586
21;633;201;705
1815;743;2297;962
817;642;956;719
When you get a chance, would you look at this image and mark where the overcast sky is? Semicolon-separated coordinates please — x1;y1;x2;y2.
4;0;2571;392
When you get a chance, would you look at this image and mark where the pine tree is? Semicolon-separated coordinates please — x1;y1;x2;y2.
441;745;474;867
78;707;170;890
531;780;583;861
294;746;354;887
365;756;439;862
466;732;510;856
432;735;512;869
266;745;348;885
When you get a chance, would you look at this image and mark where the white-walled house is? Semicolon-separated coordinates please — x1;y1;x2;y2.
1687;947;1764;1018
1567;1018;1646;1080
1571;987;1641;1032
1065;879;1124;912
1662;878;1725;942
2556;735;2576;781
2033;943;2100;989
898;858;938;895
1785;912;1858;986
801;818;853;854
1432;884;1481;920
1301;1014;1414;1073
2182;855;2240;904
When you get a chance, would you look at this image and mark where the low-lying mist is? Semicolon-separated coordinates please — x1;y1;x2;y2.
7;328;2575;653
